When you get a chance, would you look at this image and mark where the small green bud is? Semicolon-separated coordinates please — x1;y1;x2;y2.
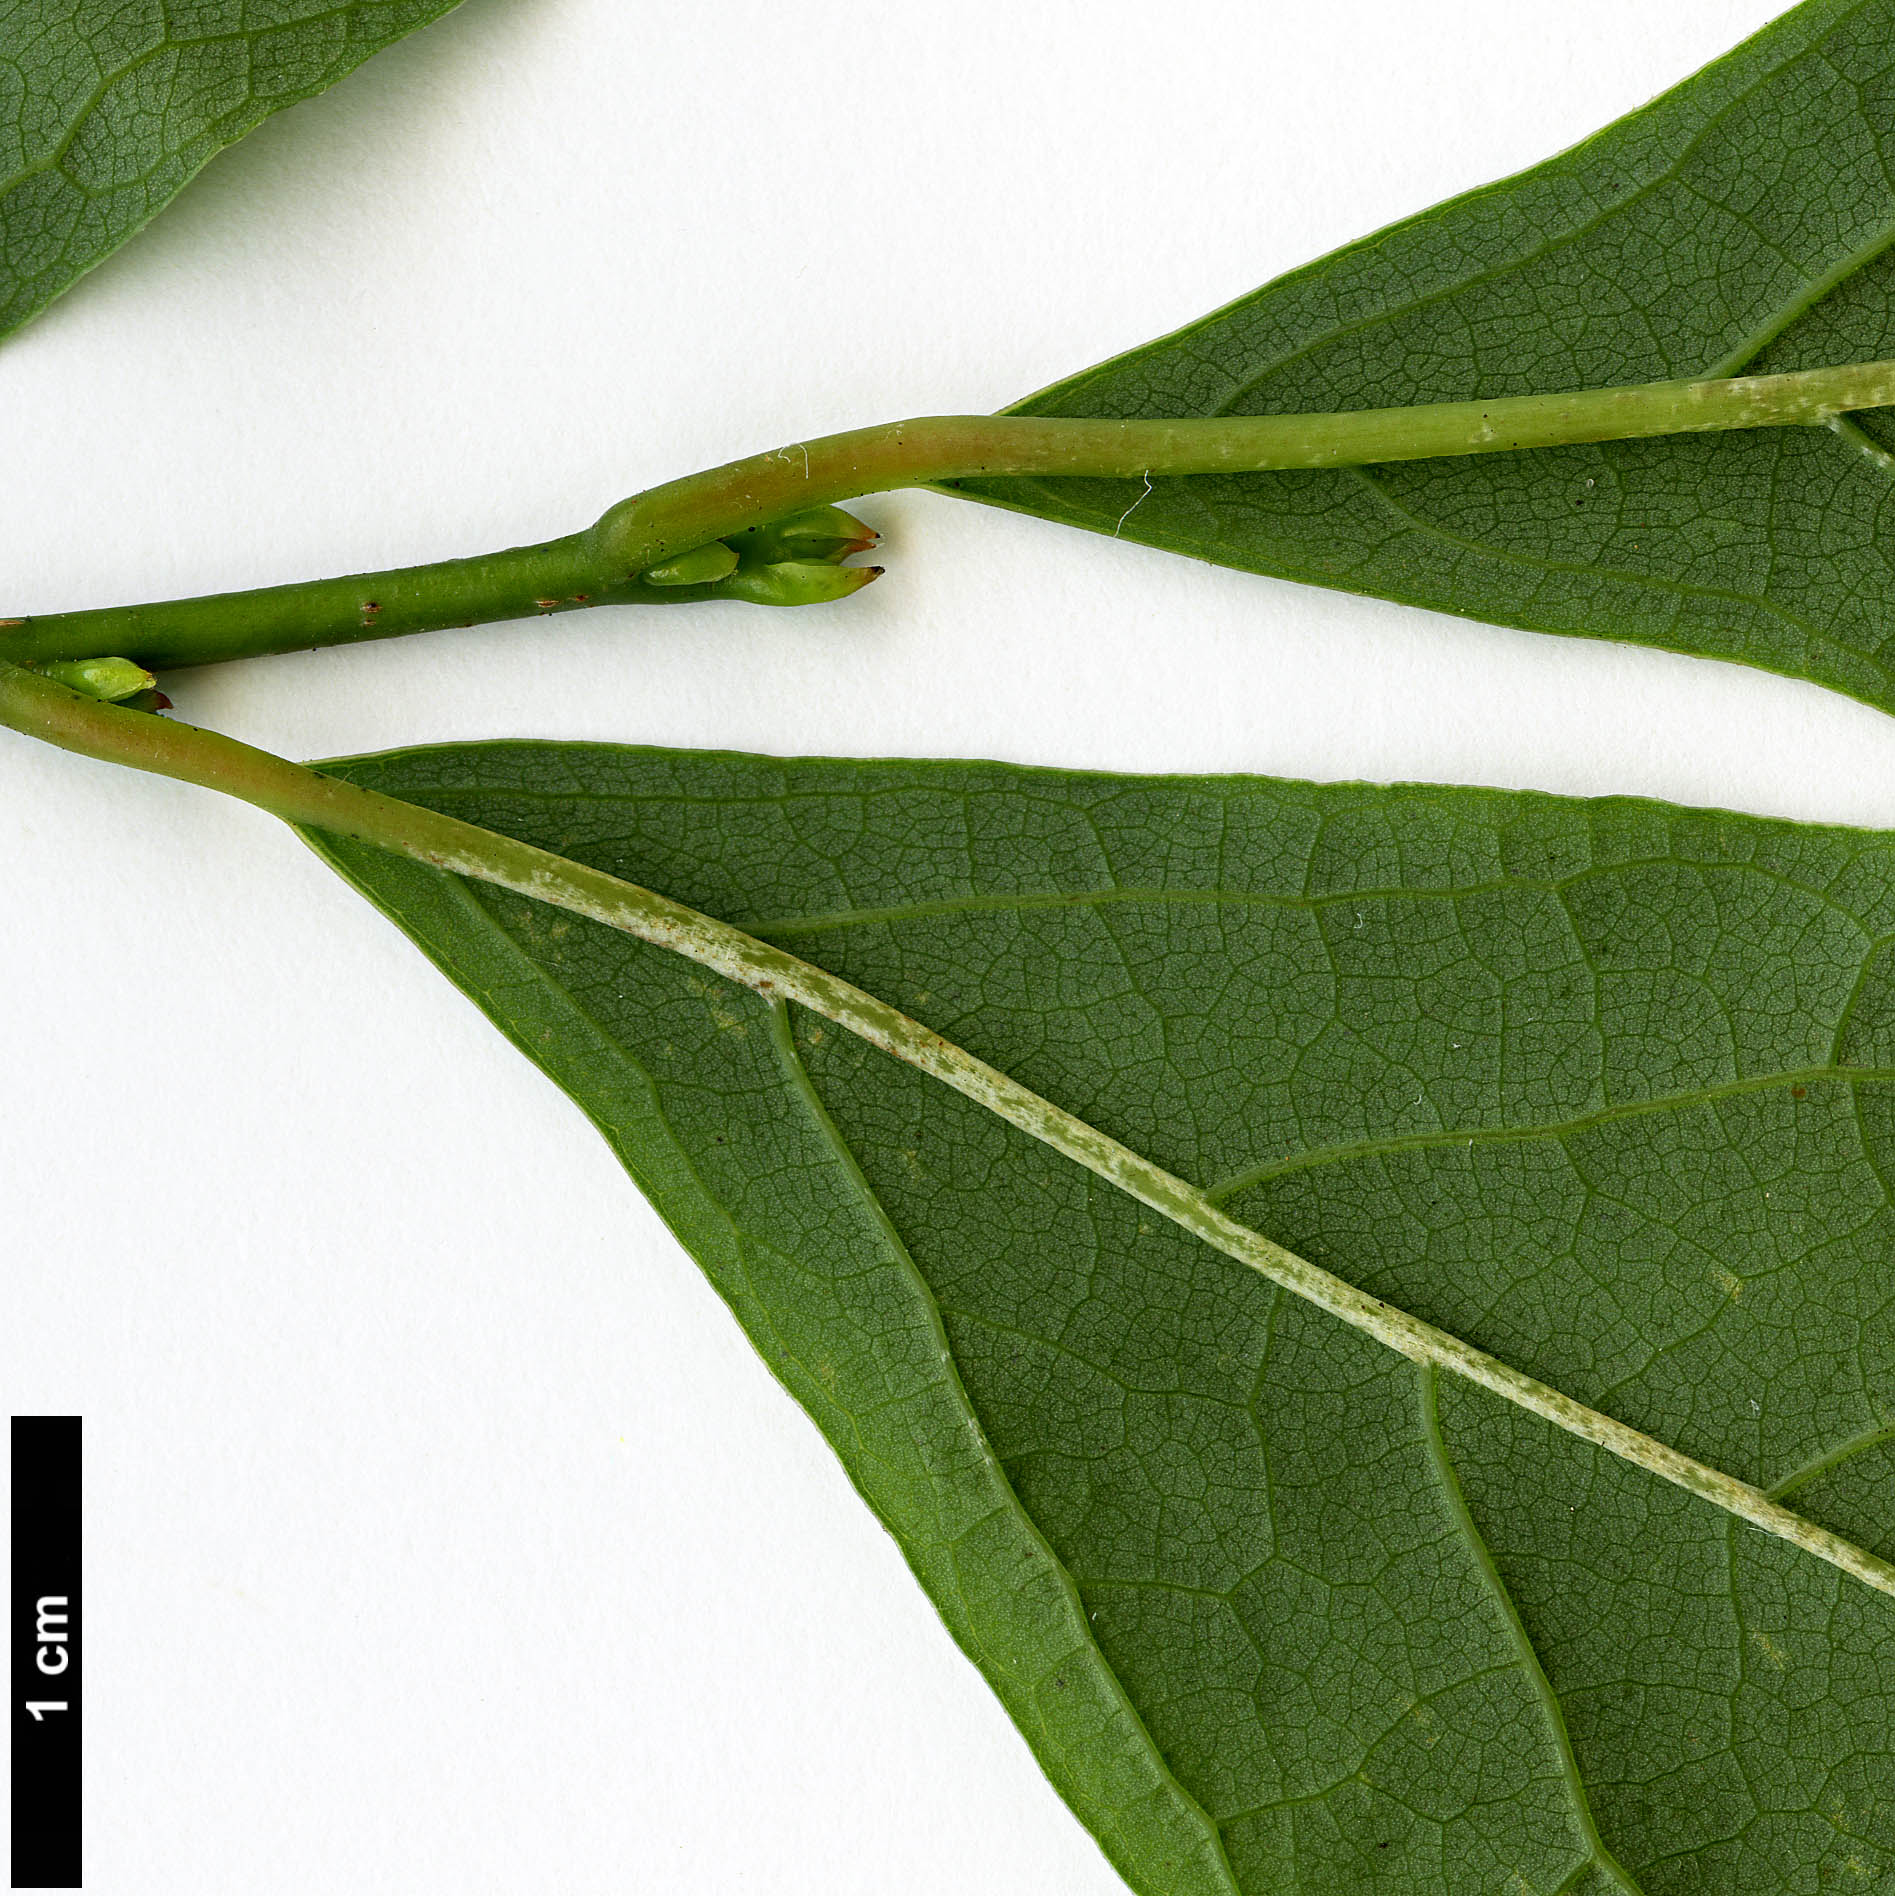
727;506;879;567
34;656;159;703
717;560;884;607
640;541;740;586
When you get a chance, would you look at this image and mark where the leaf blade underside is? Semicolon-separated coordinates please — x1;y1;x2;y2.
0;0;466;341
309;743;1895;1895
953;0;1895;721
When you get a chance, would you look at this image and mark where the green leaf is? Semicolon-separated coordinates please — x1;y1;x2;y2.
0;0;466;341
307;741;1895;1895
953;0;1895;721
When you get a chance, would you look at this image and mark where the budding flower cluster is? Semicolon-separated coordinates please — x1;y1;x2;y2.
637;506;883;606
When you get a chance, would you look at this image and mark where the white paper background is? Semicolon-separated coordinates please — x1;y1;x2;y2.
0;2;1858;1888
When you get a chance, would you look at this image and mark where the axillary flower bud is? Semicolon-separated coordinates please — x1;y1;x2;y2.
631;508;883;607
640;541;741;586
725;505;879;567
33;656;160;704
717;559;884;607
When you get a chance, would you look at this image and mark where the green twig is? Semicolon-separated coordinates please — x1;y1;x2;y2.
10;359;1895;672
4;654;1891;1602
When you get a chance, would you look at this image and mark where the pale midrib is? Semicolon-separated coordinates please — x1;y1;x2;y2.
304;784;1895;1606
1203;1064;1895;1203
1417;1364;1646;1896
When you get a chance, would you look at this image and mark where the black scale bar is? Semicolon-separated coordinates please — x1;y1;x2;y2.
11;1417;80;1891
